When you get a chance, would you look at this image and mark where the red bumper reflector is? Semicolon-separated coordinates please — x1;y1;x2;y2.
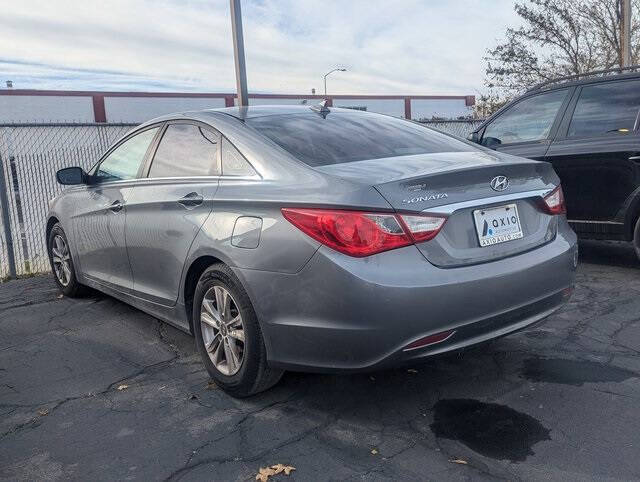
562;286;574;299
404;329;456;351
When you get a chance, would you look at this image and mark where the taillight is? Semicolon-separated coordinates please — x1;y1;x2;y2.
541;186;566;215
398;214;447;242
281;208;447;257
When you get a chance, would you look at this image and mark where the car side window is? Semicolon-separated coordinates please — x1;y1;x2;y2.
95;127;159;182
567;80;640;138
148;124;221;178
482;89;569;146
221;137;256;176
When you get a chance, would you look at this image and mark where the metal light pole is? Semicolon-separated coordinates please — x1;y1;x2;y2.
621;0;631;67
230;0;248;106
323;68;346;96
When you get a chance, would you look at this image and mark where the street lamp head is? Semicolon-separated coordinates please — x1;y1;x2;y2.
323;68;347;96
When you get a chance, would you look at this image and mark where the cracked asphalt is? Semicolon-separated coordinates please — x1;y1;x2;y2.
1;240;640;481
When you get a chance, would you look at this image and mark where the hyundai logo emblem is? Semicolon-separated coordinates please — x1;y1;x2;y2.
490;175;509;192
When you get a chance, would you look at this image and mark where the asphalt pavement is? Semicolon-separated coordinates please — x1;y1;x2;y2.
1;240;640;481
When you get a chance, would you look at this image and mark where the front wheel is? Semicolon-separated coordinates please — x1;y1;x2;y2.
192;264;283;397
47;223;86;297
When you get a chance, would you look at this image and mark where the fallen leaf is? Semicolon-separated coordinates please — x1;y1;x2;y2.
37;408;49;416
255;464;296;481
206;381;217;390
117;384;129;391
57;294;64;299
449;458;468;465
407;368;418;374
271;463;296;475
369;375;376;381
370;448;379;455
255;467;276;481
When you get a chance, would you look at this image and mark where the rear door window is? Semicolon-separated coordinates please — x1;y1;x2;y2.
148;124;220;178
482;89;569;146
567;79;640;138
221;137;256;176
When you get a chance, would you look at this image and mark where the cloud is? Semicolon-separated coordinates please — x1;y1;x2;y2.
0;0;520;94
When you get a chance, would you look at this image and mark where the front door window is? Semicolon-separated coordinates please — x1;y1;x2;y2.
482;89;569;146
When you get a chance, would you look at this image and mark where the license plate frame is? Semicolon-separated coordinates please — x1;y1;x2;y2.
473;203;523;247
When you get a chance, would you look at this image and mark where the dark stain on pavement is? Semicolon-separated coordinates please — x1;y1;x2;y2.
522;358;637;386
431;399;550;462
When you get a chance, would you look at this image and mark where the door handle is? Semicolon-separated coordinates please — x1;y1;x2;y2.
178;192;204;208
109;200;123;212
629;156;640;162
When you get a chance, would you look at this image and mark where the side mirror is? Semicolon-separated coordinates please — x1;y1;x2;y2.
56;167;87;185
468;131;480;143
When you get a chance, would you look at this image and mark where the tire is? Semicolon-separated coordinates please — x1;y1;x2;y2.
634;216;640;262
47;223;86;297
192;263;283;397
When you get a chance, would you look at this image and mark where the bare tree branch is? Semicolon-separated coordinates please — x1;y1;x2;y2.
484;0;639;100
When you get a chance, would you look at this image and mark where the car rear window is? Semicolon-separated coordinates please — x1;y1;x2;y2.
246;112;474;167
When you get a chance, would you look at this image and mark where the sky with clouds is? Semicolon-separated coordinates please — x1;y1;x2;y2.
1;0;521;95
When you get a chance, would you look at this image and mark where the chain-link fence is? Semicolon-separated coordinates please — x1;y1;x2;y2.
421;119;484;137
0;119;480;279
0;123;136;278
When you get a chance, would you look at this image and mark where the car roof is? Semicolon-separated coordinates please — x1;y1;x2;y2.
526;66;640;94
132;105;374;140
203;104;366;120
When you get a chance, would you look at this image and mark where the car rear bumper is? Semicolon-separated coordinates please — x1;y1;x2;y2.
235;220;578;373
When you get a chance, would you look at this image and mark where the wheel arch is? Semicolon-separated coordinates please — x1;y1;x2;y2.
45;216;60;241
183;255;224;333
623;189;640;241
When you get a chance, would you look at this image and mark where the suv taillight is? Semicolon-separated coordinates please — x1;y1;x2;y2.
281;208;447;257
541;186;566;215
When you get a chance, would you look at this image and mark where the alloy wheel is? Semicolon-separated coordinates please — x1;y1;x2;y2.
200;285;245;376
51;234;72;286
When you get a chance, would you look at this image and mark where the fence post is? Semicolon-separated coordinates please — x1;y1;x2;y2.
0;153;17;279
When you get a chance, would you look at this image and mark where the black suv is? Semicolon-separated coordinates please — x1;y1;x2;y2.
469;67;640;260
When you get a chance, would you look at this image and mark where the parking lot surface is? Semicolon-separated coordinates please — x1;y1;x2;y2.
1;240;640;481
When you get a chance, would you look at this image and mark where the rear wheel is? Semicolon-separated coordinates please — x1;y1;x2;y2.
192;264;283;397
47;223;86;297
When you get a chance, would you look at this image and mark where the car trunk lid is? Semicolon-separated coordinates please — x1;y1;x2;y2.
315;151;560;267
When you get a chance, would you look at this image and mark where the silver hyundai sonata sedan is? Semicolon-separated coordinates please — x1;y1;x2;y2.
47;105;577;397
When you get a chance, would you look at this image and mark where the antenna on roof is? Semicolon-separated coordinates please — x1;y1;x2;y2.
310;99;331;117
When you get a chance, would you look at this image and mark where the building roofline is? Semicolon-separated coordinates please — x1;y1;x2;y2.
0;88;473;102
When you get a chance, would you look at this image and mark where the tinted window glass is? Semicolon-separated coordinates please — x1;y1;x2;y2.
568;80;640;137
96;127;159;182
221;137;256;176
247;112;474;167
483;89;568;145
149;124;220;178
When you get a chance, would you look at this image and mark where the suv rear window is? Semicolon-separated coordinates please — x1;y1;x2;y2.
568;79;640;137
246;112;474;167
